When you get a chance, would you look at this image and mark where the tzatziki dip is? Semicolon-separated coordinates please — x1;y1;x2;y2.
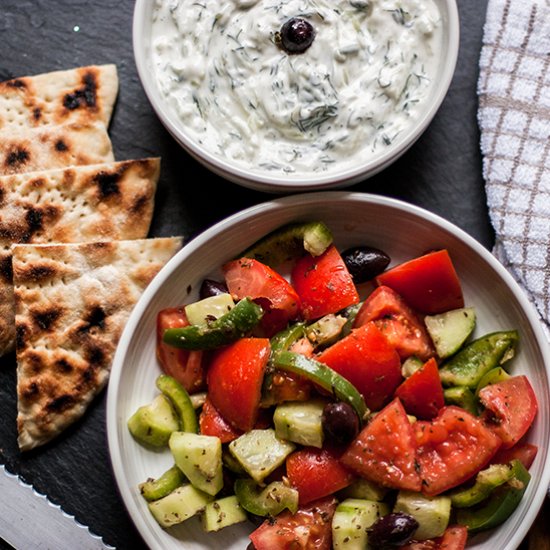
151;0;443;176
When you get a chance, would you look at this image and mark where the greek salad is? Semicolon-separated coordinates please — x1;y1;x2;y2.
128;221;538;549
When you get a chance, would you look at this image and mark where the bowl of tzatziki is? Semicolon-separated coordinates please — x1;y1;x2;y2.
133;0;459;193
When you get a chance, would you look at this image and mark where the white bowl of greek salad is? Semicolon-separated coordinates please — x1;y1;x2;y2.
107;192;550;550
133;0;459;193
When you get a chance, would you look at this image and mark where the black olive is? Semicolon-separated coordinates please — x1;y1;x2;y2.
278;18;316;54
199;279;229;299
367;512;419;547
322;401;359;445
341;246;391;283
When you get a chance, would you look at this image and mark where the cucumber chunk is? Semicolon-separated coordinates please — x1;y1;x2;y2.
393;491;451;540
169;431;223;496
127;394;179;448
273;399;326;448
201;495;248;532
234;479;299;516
338;478;388;502
148;484;213;528
242;221;333;267
424;307;476;358
184;293;235;326
306;314;348;349
229;428;295;483
332;498;390;549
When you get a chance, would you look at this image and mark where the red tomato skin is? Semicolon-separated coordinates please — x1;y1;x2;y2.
156;307;205;393
490;441;538;470
403;525;468;550
353;286;435;361
395;357;445;420
317;322;402;411
341;398;423;492
249;497;336;550
199;397;242;443
375;249;464;315
415;406;502;496
478;375;538;449
291;245;360;321
286;447;355;505
223;258;301;335
206;338;270;431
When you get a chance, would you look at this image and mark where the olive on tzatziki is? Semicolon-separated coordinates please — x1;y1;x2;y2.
151;0;443;175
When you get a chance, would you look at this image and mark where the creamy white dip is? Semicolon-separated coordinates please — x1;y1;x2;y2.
151;0;442;175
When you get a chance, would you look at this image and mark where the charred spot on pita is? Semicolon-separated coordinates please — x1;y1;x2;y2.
33;107;42;121
94;171;121;198
63;71;98;110
22;381;40;401
0;255;13;282
55;358;73;374
6;148;30;167
16;324;29;349
55;139;68;152
6;78;26;89
86;345;106;367
47;394;74;413
25;207;44;235
81;305;106;333
32;308;62;331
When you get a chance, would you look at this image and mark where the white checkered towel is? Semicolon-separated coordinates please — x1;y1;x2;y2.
478;0;550;333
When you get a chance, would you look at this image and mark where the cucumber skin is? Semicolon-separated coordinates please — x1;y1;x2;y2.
163;298;263;350
156;374;198;433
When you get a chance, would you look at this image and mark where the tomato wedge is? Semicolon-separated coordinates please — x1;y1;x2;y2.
341;398;422;492
375;249;464;315
317;322;402;411
478;375;538;449
395;357;445;420
156;307;205;393
198;396;242;443
415;406;502;496
206;337;270;431
291;245;359;321
403;525;468;550
223;257;301;335
249;497;336;550
353;286;435;361
286;447;355;505
490;441;538;470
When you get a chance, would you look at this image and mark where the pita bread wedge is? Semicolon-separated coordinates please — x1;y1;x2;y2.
0;158;161;357
0;121;114;176
13;237;183;451
0;64;118;130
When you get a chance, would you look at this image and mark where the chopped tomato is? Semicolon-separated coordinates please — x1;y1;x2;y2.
206;338;270;431
291;245;359;321
341;398;422;492
286;447;355;505
415;406;502;496
223;257;301;335
490;440;538;470
317;322;402;411
353;286;435;361
395;357;445;420
478;375;538;449
403;525;468;550
198;397;242;443
249;497;336;550
156;307;205;393
375;249;464;315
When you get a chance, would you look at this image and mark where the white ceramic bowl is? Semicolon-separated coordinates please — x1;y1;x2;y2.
133;1;460;193
107;192;550;550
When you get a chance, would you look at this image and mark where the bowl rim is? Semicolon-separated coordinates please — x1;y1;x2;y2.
132;0;461;192
107;191;550;550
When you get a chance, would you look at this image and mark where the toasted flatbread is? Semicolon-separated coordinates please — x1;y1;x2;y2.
0;158;161;357
0;65;118;130
14;237;183;451
0;122;114;176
